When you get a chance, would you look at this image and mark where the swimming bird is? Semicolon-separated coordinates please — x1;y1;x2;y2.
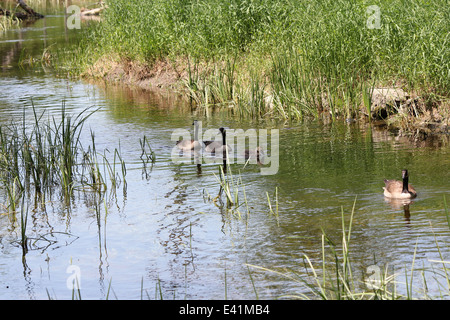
383;169;417;199
243;146;264;164
176;120;203;151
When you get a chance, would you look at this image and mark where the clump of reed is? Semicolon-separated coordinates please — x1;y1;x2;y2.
212;164;248;219
207;160;280;229
0;104;95;200
0;15;18;32
249;197;450;300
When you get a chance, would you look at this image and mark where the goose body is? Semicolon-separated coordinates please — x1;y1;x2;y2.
383;169;417;199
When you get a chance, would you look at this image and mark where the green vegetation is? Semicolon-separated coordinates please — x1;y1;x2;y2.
251;198;450;300
65;0;449;121
0;105;127;254
0;15;18;32
0;105;95;200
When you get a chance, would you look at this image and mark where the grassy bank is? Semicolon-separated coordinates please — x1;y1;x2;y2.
58;0;448;127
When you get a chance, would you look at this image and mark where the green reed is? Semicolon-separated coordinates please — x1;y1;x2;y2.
214;165;240;212
248;197;450;300
210;161;280;230
444;195;449;229
0;103;134;261
19;195;28;255
80;132;106;191
0;15;18;32
139;135;156;165
266;186;279;226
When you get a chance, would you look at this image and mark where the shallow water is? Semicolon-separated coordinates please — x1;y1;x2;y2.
0;5;449;300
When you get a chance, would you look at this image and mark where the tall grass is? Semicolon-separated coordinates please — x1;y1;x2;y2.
0;104;95;198
0;104;131;199
248;198;450;300
65;0;449;120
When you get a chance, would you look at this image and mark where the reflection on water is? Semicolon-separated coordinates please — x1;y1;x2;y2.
1;6;450;300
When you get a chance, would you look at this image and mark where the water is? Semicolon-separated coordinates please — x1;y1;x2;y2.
1;4;449;300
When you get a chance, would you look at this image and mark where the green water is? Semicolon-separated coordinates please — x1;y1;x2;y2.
0;4;449;299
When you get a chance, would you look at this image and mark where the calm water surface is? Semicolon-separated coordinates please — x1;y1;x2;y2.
1;5;449;299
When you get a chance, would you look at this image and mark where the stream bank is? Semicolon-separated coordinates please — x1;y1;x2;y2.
81;56;449;139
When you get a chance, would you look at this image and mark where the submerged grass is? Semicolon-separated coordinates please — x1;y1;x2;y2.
53;0;449;122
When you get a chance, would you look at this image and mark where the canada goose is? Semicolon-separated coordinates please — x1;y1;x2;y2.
176;120;203;151
244;146;264;164
203;140;214;148
219;127;227;149
219;127;228;172
383;169;417;199
176;139;202;151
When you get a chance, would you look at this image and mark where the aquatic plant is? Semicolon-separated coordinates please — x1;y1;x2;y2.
58;0;448;121
0;15;18;32
213;165;243;214
0;104;129;214
248;197;450;300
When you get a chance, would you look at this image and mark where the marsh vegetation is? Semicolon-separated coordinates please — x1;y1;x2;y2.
1;0;449;300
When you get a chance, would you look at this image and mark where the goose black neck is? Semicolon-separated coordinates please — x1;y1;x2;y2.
402;175;409;193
